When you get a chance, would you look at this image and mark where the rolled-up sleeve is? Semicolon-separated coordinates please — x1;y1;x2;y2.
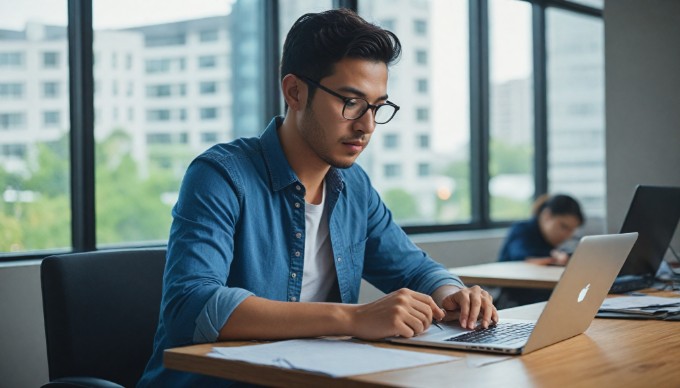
161;158;253;345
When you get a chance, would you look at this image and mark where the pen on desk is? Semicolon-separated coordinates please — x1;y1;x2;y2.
431;319;443;330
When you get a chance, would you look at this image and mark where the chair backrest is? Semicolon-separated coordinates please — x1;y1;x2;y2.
41;248;166;388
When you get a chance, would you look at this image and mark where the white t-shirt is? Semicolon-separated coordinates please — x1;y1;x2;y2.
299;182;337;302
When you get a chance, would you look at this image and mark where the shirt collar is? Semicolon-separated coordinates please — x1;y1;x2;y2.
259;116;345;194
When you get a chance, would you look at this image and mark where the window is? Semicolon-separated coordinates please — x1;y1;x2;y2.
384;133;399;149
145;33;186;47
418;162;431;177
361;0;470;226
147;109;171;122
201;131;218;143
146;84;172;98
0;113;25;130
199;107;218;120
380;19;395;31
488;0;534;221
415;49;428;64
0;0;70;254
384;163;402;178
198;55;217;68
414;19;427;35
199;81;218;95
546;7;605;225
1;143;27;158
200;29;219;42
0;0;605;257
43;52;60;68
145;59;170;73
178;132;189;144
43;111;61;127
416;79;428;93
417;134;430;149
0;83;23;99
0;52;23;68
43;81;60;98
147;132;172;144
416;107;429;122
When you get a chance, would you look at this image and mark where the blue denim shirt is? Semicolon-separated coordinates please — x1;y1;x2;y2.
138;117;463;387
498;217;554;262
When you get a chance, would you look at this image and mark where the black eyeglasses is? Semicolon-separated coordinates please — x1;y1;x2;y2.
295;74;400;124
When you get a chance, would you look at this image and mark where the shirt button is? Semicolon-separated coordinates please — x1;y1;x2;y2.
295;185;301;191
294;202;301;208
337;257;342;262
295;232;302;239
295;251;301;257
291;272;296;278
290;296;297;302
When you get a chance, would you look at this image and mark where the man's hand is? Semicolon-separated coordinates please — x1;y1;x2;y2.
440;286;498;330
349;288;445;340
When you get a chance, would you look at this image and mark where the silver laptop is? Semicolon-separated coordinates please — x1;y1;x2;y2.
390;233;638;355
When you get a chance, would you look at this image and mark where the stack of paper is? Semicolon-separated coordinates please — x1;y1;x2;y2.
598;295;680;320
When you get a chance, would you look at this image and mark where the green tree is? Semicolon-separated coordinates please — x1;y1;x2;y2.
1;135;71;251
24;136;70;197
383;188;419;222
95;129;175;244
489;139;533;176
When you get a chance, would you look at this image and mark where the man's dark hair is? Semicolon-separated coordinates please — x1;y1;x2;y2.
280;8;401;100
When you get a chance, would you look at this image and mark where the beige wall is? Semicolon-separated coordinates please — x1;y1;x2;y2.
604;0;680;239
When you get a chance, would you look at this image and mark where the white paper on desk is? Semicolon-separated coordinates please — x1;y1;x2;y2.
600;295;680;311
465;354;511;368
210;339;458;377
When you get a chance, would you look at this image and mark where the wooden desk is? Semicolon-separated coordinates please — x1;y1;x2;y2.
449;261;564;289
164;298;680;387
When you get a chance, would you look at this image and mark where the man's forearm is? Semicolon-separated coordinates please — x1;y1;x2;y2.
218;296;355;340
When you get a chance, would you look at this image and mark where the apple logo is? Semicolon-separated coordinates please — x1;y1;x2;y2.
577;284;590;303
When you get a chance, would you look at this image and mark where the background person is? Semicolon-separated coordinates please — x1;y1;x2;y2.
496;194;585;308
499;194;585;266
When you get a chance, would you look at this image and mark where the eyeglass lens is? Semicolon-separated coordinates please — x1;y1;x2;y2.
343;99;396;124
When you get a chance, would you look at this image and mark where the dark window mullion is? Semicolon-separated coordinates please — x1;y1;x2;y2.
469;0;490;228
68;0;96;251
334;0;358;11
533;2;548;198
263;0;281;120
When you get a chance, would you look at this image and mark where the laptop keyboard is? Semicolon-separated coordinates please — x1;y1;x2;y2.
445;322;535;344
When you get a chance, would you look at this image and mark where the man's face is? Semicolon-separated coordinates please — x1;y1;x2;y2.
297;57;389;169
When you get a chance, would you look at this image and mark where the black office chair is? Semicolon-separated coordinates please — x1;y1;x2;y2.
40;248;166;388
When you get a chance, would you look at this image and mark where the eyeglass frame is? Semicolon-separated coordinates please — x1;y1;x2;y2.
294;74;400;124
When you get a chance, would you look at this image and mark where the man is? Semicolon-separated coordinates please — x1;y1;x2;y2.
139;9;497;387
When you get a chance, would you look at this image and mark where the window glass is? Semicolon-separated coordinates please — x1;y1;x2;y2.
93;0;254;247
546;8;605;232
360;0;470;225
0;1;71;253
489;0;534;221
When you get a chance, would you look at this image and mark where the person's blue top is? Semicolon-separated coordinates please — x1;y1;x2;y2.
498;217;554;262
138;117;464;387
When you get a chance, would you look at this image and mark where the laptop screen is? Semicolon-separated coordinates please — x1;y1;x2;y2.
617;185;680;276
